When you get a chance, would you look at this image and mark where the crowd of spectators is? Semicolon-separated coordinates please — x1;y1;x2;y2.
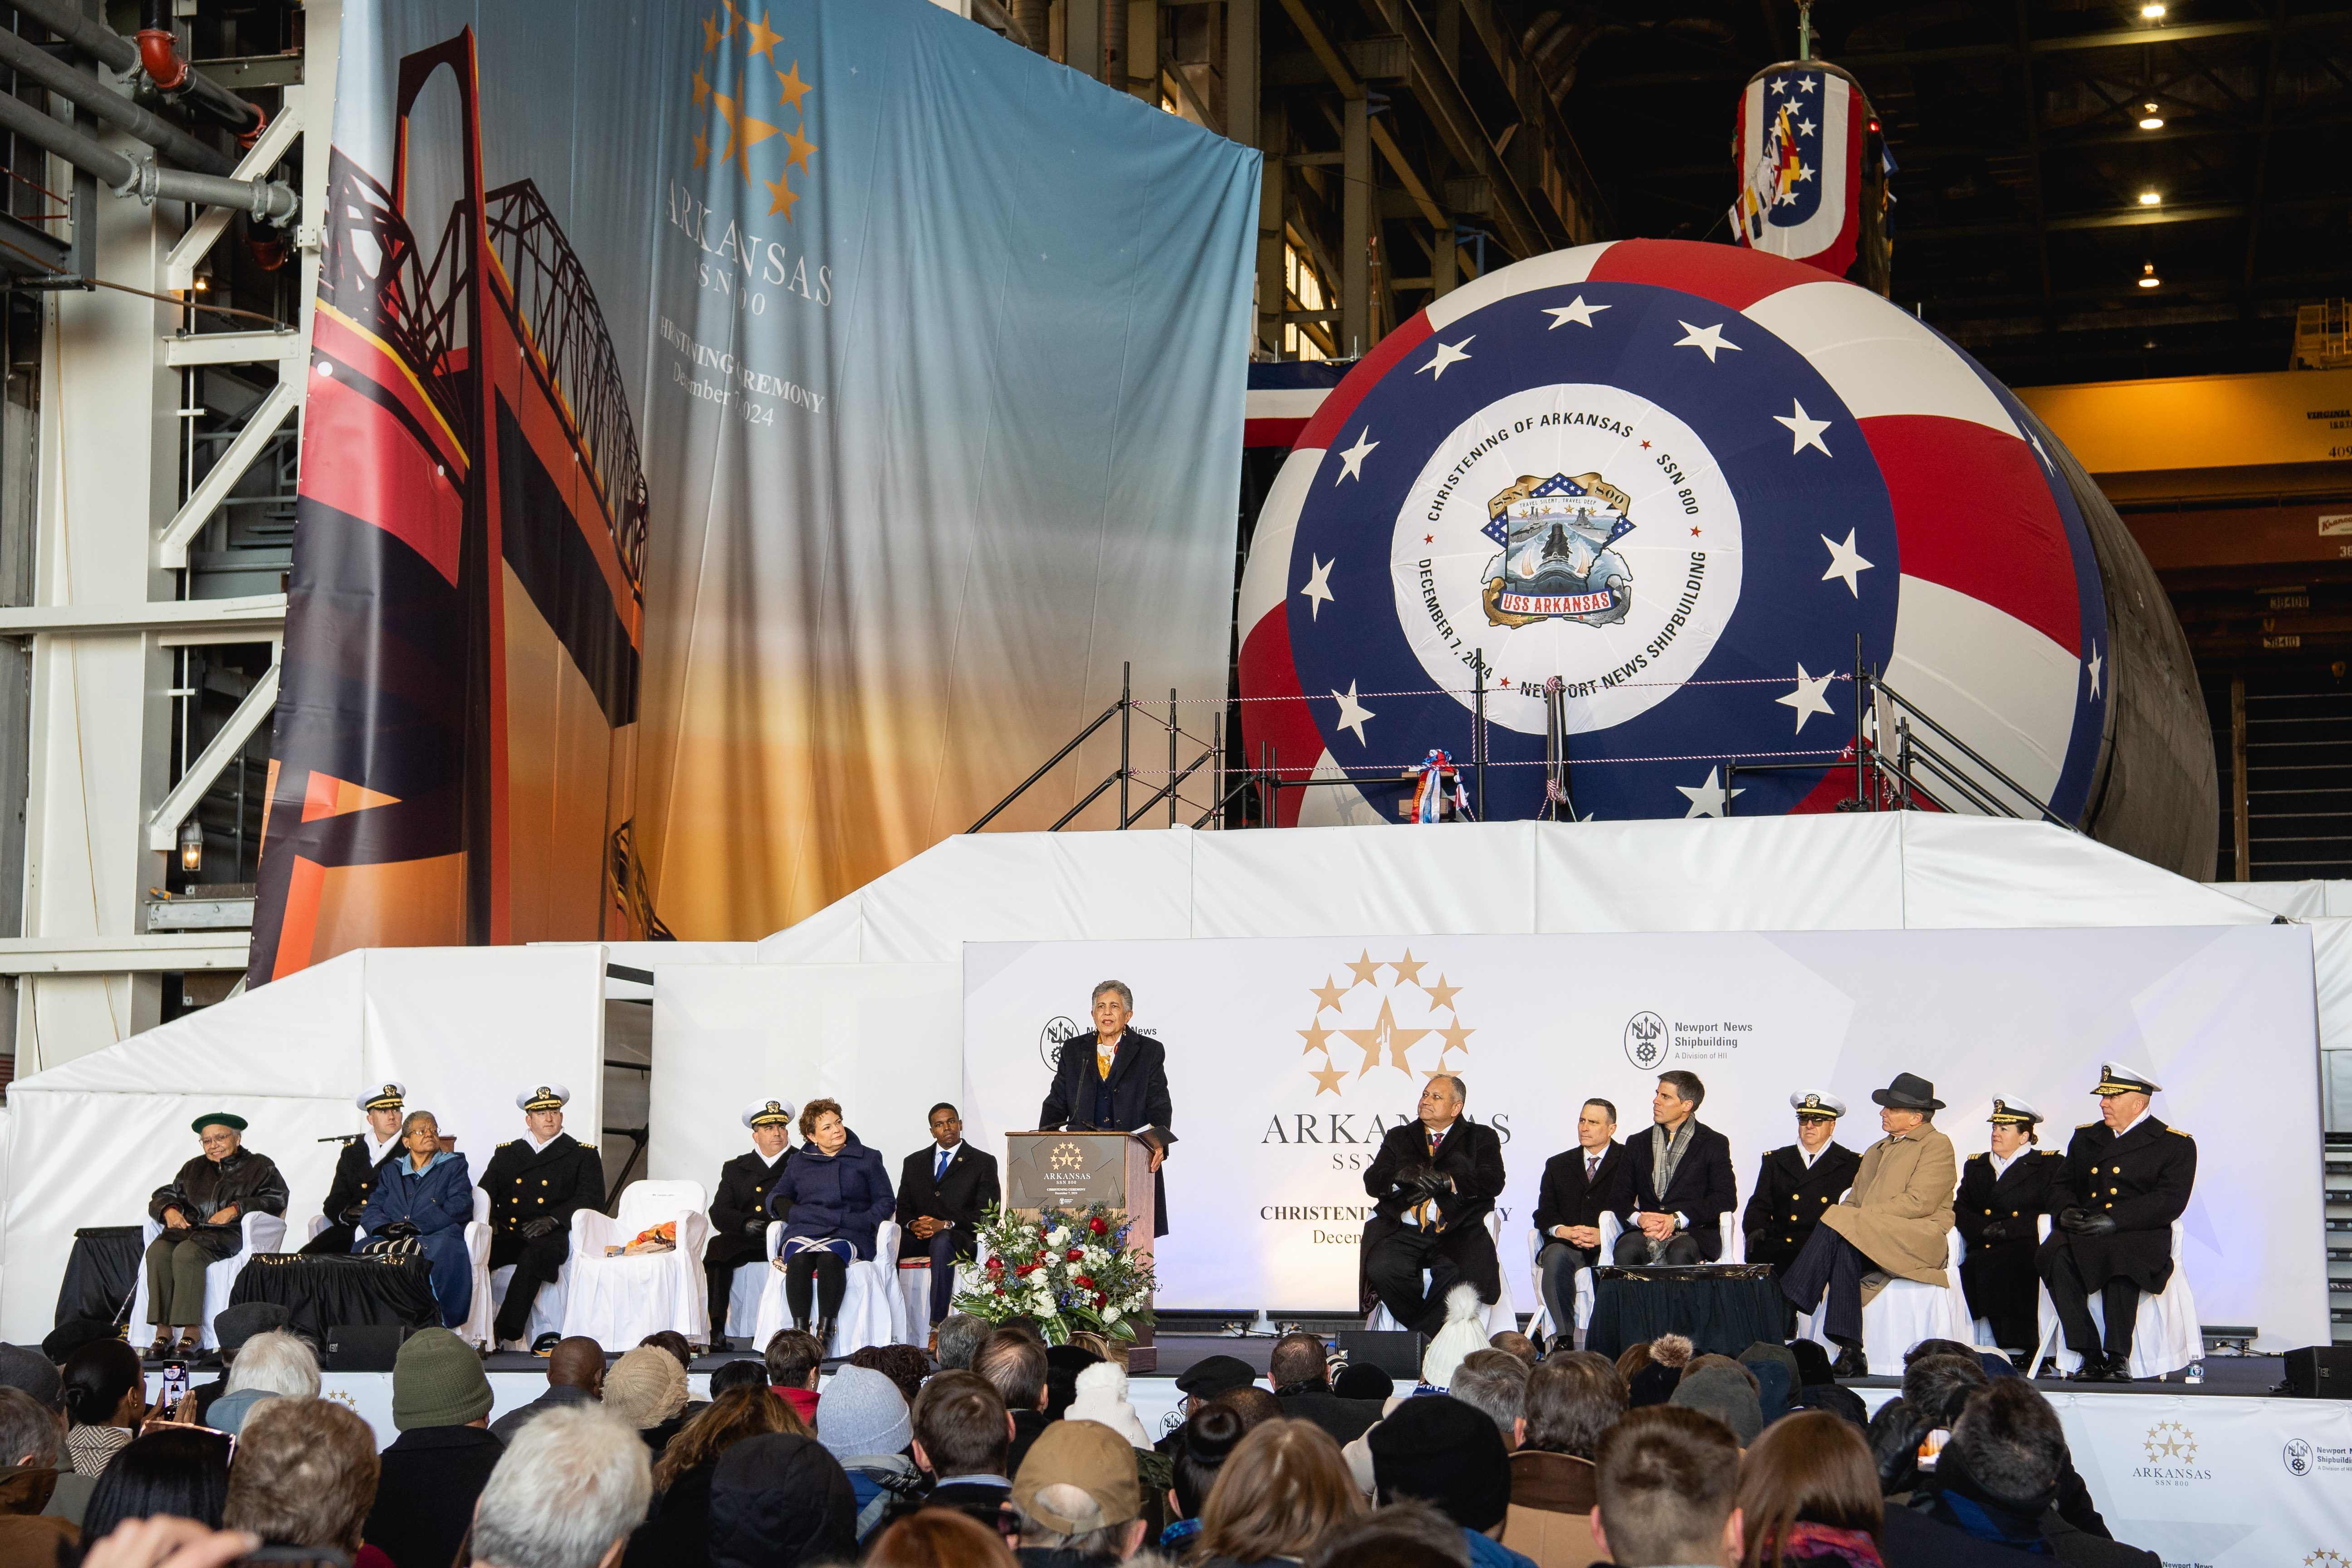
0;1316;2160;1568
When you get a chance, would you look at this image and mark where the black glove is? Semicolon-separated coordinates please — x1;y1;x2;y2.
2074;1212;2117;1236
1978;1221;2010;1243
337;1205;365;1226
1746;1231;1765;1255
378;1220;419;1240
1414;1172;1452;1197
743;1216;769;1240
2056;1207;2087;1232
519;1216;560;1240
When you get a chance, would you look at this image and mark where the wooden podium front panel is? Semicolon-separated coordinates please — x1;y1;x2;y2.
1004;1131;1157;1372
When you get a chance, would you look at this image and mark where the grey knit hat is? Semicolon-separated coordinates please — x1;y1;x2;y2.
391;1328;494;1431
603;1345;689;1430
814;1364;910;1460
1671;1364;1764;1447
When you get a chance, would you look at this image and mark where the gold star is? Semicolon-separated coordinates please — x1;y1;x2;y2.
714;77;780;185
1437;1019;1475;1055
763;172;798;220
783;123;818;173
1311;1064;1349;1096
1389;949;1427;986
775;60;813;113
1299;1022;1335;1055
741;9;784;61
691;68;712;109
1310;976;1349;1013
691;127;711;169
1422;974;1461;1011
1345;949;1381;987
700;10;728;52
1341;998;1431;1077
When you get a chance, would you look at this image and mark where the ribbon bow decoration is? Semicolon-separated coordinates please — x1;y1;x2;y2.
1410;748;1469;824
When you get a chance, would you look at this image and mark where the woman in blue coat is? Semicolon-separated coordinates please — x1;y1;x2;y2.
355;1109;474;1329
764;1098;895;1342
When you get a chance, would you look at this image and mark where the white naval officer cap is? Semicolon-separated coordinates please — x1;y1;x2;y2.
359;1081;406;1112
1988;1097;2044;1125
517;1082;571;1112
743;1098;796;1129
1790;1091;1845;1118
2092;1063;2161;1096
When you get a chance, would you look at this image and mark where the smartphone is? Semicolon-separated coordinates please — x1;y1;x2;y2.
159;1359;190;1407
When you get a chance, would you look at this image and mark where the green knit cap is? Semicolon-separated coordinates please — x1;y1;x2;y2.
391;1328;493;1430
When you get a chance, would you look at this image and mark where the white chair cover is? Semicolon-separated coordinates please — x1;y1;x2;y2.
1523;1226;1599;1347
130;1210;288;1350
457;1190;494;1348
2031;1220;2200;1379
896;1254;985;1339
1366;1212;1517;1335
753;1220;908;1355
1797;1226;1973;1375
561;1181;714;1348
725;1261;767;1342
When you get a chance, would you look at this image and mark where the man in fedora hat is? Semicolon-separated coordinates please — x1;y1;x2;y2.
1778;1073;1957;1377
299;1082;408;1257
704;1097;796;1345
2035;1063;2196;1382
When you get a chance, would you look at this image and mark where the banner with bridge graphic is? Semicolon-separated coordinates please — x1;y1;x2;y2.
249;0;1258;980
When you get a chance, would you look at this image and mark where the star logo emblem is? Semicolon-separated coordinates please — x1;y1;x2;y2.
1051;1142;1084;1171
690;9;817;220
2141;1420;2196;1463
1297;950;1475;1094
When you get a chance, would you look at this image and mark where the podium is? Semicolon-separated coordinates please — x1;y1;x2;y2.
1005;1129;1158;1373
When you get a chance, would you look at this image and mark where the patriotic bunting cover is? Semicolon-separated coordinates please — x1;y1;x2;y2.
1730;65;1867;278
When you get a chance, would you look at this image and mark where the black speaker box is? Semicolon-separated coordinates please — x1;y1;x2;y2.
1336;1329;1424;1380
2284;1344;2352;1398
323;1324;414;1372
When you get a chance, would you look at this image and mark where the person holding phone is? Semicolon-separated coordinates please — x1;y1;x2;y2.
353;1111;474;1329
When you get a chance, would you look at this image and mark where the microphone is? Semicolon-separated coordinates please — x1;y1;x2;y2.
317;1133;363;1144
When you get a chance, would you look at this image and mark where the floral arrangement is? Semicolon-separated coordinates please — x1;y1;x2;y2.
953;1200;1157;1345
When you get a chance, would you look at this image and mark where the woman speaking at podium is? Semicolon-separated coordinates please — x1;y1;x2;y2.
1038;980;1173;1236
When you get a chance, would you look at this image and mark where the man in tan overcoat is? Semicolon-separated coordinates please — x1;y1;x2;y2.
1778;1072;1957;1377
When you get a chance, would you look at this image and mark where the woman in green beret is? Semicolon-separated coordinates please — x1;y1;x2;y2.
144;1114;288;1358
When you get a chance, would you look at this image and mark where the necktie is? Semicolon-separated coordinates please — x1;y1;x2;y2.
934;1148;951;1182
1586;1154;1599;1183
1427;1129;1441;1157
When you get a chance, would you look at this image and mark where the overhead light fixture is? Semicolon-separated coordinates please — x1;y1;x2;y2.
2141;2;2166;16
2139;102;2165;128
2138;262;2161;288
178;817;203;874
2138;190;2162;205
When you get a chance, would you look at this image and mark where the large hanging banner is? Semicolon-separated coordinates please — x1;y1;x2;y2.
960;925;2324;1348
248;0;1257;981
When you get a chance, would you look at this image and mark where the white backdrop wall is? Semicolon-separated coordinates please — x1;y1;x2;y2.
0;946;605;1343
958;927;2323;1347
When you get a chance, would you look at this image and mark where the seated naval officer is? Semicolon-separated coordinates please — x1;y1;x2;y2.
705;1097;796;1345
2035;1063;2196;1382
483;1083;605;1351
1360;1075;1506;1335
299;1081;407;1257
1741;1092;1863;1276
1957;1097;2066;1360
353;1108;475;1329
145;1113;289;1359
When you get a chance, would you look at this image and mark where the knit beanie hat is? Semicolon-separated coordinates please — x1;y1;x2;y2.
1334;1363;1395;1401
391;1328;493;1430
1671;1365;1764;1447
813;1364;910;1460
1066;1362;1153;1450
1366;1393;1511;1533
0;1344;61;1411
604;1346;690;1431
1417;1285;1488;1392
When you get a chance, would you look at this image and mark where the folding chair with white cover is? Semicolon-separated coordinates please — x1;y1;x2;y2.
311;1193;496;1346
2029;1219;2201;1380
1366;1212;1517;1335
725;1257;767;1343
753;1220;910;1354
1797;1226;1974;1376
562;1180;714;1348
130;1211;288;1351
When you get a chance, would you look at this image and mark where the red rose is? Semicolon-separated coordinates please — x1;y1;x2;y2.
1094;1292;1108;1308
1073;1275;1094;1290
1066;1248;1084;1262
1089;1217;1108;1235
986;1257;1004;1274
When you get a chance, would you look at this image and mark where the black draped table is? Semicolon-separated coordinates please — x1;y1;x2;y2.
1584;1264;1786;1359
54;1225;142;1328
228;1253;439;1344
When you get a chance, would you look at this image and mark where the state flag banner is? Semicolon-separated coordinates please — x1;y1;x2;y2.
1729;65;1867;279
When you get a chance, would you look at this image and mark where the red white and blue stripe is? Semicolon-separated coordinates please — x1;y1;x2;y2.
1236;239;2109;828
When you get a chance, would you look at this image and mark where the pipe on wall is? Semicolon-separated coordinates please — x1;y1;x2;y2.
0;88;295;223
0;26;235;175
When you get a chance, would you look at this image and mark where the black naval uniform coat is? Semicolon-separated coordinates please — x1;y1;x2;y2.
2035;1116;2196;1294
482;1133;605;1264
1956;1148;2067;1345
707;1148;792;1271
1740;1141;1863;1274
299;1135;403;1256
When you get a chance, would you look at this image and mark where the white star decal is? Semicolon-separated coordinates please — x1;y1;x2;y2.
1777;664;1838;733
2026;430;2055;471
1335;427;1379;484
1299;554;1336;621
1545;296;1610;329
1796;162;1815;182
1798;74;1817;91
1775;399;1834;456
1778;191;1799;206
1673;321;1741;362
1676;767;1746;818
1330;680;1376;745
1798;118;1817;136
1418;337;1475;379
2086;641;2104;701
1820;528;1874;596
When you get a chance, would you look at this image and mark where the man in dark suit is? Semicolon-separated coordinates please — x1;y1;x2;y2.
483;1083;606;1350
2036;1063;2196;1382
298;1081;407;1256
1532;1098;1628;1346
1742;1091;1864;1275
1268;1330;1386;1444
898;1101;1002;1332
1360;1075;1508;1334
1615;1070;1737;1265
704;1097;795;1344
1038;980;1173;1236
